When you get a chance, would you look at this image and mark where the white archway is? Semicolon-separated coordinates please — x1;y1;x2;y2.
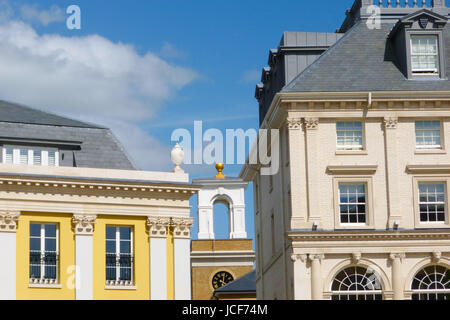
193;178;248;240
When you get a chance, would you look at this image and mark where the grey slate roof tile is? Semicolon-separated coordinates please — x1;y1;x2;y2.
0;101;136;170
283;21;450;93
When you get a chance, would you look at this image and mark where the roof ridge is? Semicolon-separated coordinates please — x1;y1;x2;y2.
0;99;105;129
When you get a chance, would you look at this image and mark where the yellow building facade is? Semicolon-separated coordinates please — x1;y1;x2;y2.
0;164;198;300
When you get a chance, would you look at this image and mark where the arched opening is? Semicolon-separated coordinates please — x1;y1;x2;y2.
212;196;232;240
331;266;383;300
411;265;450;300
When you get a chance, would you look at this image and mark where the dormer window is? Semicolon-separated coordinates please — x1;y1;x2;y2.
389;9;448;80
2;146;59;166
410;35;439;75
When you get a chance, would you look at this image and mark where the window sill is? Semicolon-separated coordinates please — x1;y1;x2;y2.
415;223;450;229
29;283;62;289
415;149;446;155
105;285;137;290
335;224;375;231
335;150;368;155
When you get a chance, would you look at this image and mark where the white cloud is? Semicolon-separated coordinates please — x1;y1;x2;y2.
240;69;260;84
0;19;200;171
159;42;188;60
20;4;65;26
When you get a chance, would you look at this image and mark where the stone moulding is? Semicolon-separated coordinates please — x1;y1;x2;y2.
72;215;97;235
406;164;450;174
287;230;450;242
0;211;20;232
326;165;378;175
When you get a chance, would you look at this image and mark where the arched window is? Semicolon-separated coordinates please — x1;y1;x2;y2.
411;265;450;300
331;266;383;300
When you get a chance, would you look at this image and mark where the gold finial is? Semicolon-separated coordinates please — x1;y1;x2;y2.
215;163;226;179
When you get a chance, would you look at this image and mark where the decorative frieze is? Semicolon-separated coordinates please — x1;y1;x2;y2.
304;117;319;130
171;217;194;239
72;215;97;235
0;211;20;232
383;117;398;129
147;216;171;238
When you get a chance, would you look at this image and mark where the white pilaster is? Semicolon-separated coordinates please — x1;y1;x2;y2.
304;118;320;222
0;211;19;300
73;215;96;300
148;217;170;300
230;205;247;239
198;206;214;239
291;254;310;300
172;217;194;300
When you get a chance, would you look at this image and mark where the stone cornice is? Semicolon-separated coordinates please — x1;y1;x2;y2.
406;164;450;174
0;176;198;199
72;214;97;235
326;165;378;175
287;230;450;242
0;211;20;232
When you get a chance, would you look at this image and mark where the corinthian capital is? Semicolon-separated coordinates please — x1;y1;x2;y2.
147;216;171;238
72;215;97;235
304;117;319;130
286;118;302;130
171;217;194;239
384;117;398;129
0;211;20;232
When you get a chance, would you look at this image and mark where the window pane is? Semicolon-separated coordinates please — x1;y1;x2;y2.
106;240;116;253
30;223;41;237
120;241;131;254
48;151;56;166
5;147;13;164
45;239;56;251
20;149;28;164
336;121;363;150
45;224;57;238
33;150;41;165
106;226;116;240
30;238;40;251
120;227;131;240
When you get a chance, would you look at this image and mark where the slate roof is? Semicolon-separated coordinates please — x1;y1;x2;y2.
283;21;450;93
0;100;136;170
214;271;256;294
0;100;104;128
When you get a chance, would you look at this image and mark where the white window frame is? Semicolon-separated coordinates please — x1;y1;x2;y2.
29;223;59;285
418;183;446;224
413;177;450;229
105;226;134;287
338;183;368;225
415;120;443;150
333;177;375;230
410;35;439;74
336;121;365;151
1;146;59;166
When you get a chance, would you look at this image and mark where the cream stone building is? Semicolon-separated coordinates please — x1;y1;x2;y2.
241;0;450;300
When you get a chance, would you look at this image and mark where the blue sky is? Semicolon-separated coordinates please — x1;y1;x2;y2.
0;0;356;240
